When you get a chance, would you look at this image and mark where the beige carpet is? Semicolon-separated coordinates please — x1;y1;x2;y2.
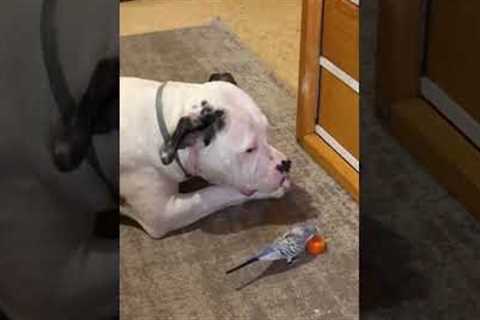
120;0;302;93
120;21;358;320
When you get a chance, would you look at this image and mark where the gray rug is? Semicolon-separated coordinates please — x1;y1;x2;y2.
120;21;359;320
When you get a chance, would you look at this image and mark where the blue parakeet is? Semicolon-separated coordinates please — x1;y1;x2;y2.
226;225;319;274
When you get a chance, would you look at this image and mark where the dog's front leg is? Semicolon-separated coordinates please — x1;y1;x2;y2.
162;186;250;235
121;169;250;238
162;180;291;236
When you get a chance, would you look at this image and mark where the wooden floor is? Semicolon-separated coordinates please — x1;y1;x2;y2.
120;0;302;94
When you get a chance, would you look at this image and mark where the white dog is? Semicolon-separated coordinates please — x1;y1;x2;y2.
120;73;291;238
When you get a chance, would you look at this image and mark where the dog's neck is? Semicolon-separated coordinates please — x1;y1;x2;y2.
158;82;204;182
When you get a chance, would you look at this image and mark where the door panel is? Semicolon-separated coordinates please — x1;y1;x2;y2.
426;0;480;123
322;0;359;80
317;68;359;159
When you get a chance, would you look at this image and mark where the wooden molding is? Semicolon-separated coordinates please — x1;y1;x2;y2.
297;0;323;138
391;99;480;219
301;133;359;201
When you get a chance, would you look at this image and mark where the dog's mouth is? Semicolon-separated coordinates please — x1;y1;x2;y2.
240;176;289;197
240;188;257;197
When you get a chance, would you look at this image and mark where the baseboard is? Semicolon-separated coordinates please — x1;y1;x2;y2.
390;98;480;220
300;133;359;201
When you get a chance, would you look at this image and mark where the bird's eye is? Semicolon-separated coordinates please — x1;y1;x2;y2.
245;147;256;153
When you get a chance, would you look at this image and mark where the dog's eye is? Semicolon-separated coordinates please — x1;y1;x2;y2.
245;147;256;153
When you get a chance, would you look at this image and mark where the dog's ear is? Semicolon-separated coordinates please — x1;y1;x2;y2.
159;102;226;165
208;72;237;86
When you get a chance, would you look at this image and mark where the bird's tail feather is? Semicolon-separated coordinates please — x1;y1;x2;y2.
226;257;259;274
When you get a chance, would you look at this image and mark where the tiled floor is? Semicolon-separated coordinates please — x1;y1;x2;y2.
120;0;302;94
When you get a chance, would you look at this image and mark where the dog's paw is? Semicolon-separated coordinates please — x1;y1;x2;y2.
253;178;290;200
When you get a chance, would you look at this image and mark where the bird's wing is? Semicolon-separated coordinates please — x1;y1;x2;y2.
257;246;283;261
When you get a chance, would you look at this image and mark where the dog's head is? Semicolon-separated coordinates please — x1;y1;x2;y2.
160;73;291;196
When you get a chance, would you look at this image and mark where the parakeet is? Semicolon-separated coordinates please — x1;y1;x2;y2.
226;225;320;274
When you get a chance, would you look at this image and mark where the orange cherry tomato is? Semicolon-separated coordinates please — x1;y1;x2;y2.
306;235;327;255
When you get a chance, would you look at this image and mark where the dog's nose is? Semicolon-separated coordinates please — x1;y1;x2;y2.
276;159;291;173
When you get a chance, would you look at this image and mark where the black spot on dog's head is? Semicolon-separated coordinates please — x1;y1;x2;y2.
160;101;226;165
208;72;237;86
202;109;225;146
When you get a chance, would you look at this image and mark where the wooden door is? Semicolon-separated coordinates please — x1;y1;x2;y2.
376;0;480;219
297;0;359;200
317;0;359;170
422;0;480;147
